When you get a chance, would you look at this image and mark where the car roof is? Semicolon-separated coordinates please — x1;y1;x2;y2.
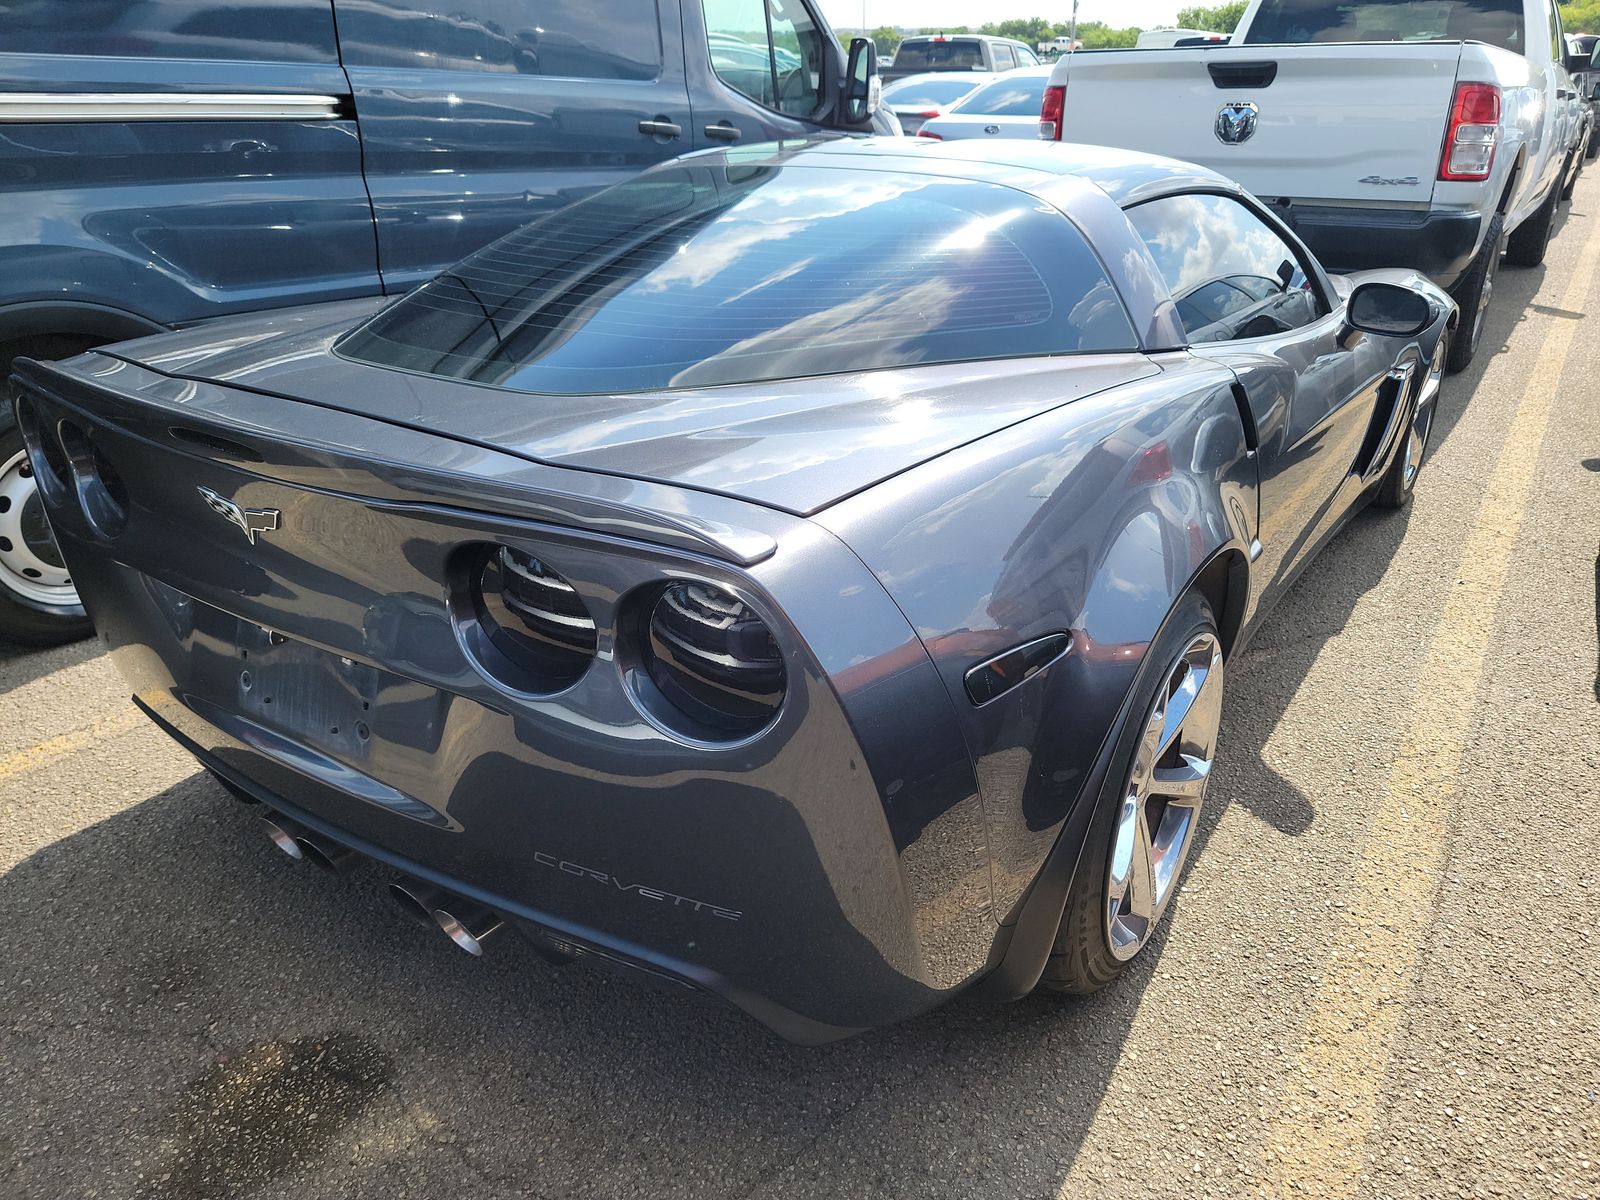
744;137;1240;207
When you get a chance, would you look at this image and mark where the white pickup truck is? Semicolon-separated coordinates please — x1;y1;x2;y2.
1040;0;1593;371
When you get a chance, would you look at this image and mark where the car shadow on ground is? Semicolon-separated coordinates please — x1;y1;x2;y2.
0;225;1566;1199
0;633;101;698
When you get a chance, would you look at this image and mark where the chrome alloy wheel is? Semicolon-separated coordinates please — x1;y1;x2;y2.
1105;631;1224;961
0;447;75;608
1471;236;1498;357
1403;338;1446;489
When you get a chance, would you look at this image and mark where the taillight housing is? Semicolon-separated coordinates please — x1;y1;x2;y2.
916;129;942;139
467;546;597;693
640;581;786;739
1439;82;1500;181
1039;83;1065;141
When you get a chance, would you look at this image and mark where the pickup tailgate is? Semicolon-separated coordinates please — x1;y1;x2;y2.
1059;44;1466;205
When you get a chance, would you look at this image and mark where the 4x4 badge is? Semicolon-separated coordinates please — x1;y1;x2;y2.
1215;101;1259;145
197;485;280;545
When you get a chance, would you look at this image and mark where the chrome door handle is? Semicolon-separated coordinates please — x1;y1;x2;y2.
704;122;742;142
638;118;682;138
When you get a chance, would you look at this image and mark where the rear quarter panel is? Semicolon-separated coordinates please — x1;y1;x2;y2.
815;355;1257;916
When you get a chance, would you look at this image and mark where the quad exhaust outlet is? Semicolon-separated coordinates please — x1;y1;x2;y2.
259;810;358;872
389;877;504;956
253;807;503;954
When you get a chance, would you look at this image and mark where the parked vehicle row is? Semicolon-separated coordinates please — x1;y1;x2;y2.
0;0;885;646
915;66;1051;141
14;138;1455;1041
1040;0;1594;374
881;71;994;136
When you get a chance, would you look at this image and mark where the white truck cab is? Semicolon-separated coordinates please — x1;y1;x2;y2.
1041;0;1591;371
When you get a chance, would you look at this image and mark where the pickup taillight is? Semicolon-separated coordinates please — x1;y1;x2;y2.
1439;82;1500;181
1039;83;1065;141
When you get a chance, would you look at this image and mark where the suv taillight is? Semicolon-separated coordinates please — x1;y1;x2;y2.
1440;82;1500;181
1039;83;1065;141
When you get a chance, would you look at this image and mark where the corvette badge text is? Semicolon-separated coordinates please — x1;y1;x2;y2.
533;850;743;921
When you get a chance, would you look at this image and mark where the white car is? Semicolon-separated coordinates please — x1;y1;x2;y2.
1040;0;1587;373
916;67;1051;141
881;71;994;136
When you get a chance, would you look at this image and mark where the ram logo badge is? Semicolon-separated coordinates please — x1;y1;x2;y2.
1215;101;1259;145
197;486;280;545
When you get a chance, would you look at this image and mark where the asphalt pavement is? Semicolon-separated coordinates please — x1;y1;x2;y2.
2;173;1598;1200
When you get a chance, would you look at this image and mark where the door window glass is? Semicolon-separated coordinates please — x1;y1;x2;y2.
703;0;824;117
991;44;1016;70
334;0;662;79
1016;45;1040;65
1126;193;1323;344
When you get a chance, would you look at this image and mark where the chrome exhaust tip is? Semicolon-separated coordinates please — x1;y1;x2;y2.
295;835;358;873
259;811;357;872
388;880;502;954
431;900;503;957
260;812;308;861
388;878;448;927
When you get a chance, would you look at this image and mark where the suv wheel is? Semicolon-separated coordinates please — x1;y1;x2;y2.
1446;212;1502;374
1506;179;1560;268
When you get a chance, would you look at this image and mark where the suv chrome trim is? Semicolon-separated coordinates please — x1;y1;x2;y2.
0;93;343;122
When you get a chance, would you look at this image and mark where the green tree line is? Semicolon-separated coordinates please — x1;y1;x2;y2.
1560;1;1600;32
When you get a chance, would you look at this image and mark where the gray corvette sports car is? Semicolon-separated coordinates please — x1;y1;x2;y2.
13;138;1453;1042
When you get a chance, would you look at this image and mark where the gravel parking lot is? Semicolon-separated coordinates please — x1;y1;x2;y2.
2;174;1598;1200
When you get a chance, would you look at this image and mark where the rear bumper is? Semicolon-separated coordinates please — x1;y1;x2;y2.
146;697;872;1044
1285;205;1484;290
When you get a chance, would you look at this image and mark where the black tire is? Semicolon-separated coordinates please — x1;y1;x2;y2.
1506;178;1559;267
1040;592;1222;994
0;336;100;647
1446;212;1502;374
1586;130;1599;162
1561;145;1582;202
1374;333;1446;510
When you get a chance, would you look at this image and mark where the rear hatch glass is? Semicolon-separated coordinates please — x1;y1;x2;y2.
894;39;987;70
337;162;1138;393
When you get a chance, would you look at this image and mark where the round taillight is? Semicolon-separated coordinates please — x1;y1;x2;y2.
58;420;127;538
641;581;785;738
14;396;68;503
471;547;596;692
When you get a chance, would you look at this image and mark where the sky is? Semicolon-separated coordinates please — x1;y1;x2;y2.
816;0;1186;31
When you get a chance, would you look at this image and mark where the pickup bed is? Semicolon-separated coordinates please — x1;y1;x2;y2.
1041;0;1590;371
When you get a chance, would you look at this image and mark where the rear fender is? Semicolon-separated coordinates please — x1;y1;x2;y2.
816;357;1257;917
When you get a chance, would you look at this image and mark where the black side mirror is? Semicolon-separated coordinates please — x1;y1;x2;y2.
844;37;879;125
1566;53;1591;74
1346;281;1433;338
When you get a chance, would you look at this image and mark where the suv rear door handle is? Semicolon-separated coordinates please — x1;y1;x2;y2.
704;122;742;142
638;118;682;138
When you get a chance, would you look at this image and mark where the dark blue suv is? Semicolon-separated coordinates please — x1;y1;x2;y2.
0;0;882;644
